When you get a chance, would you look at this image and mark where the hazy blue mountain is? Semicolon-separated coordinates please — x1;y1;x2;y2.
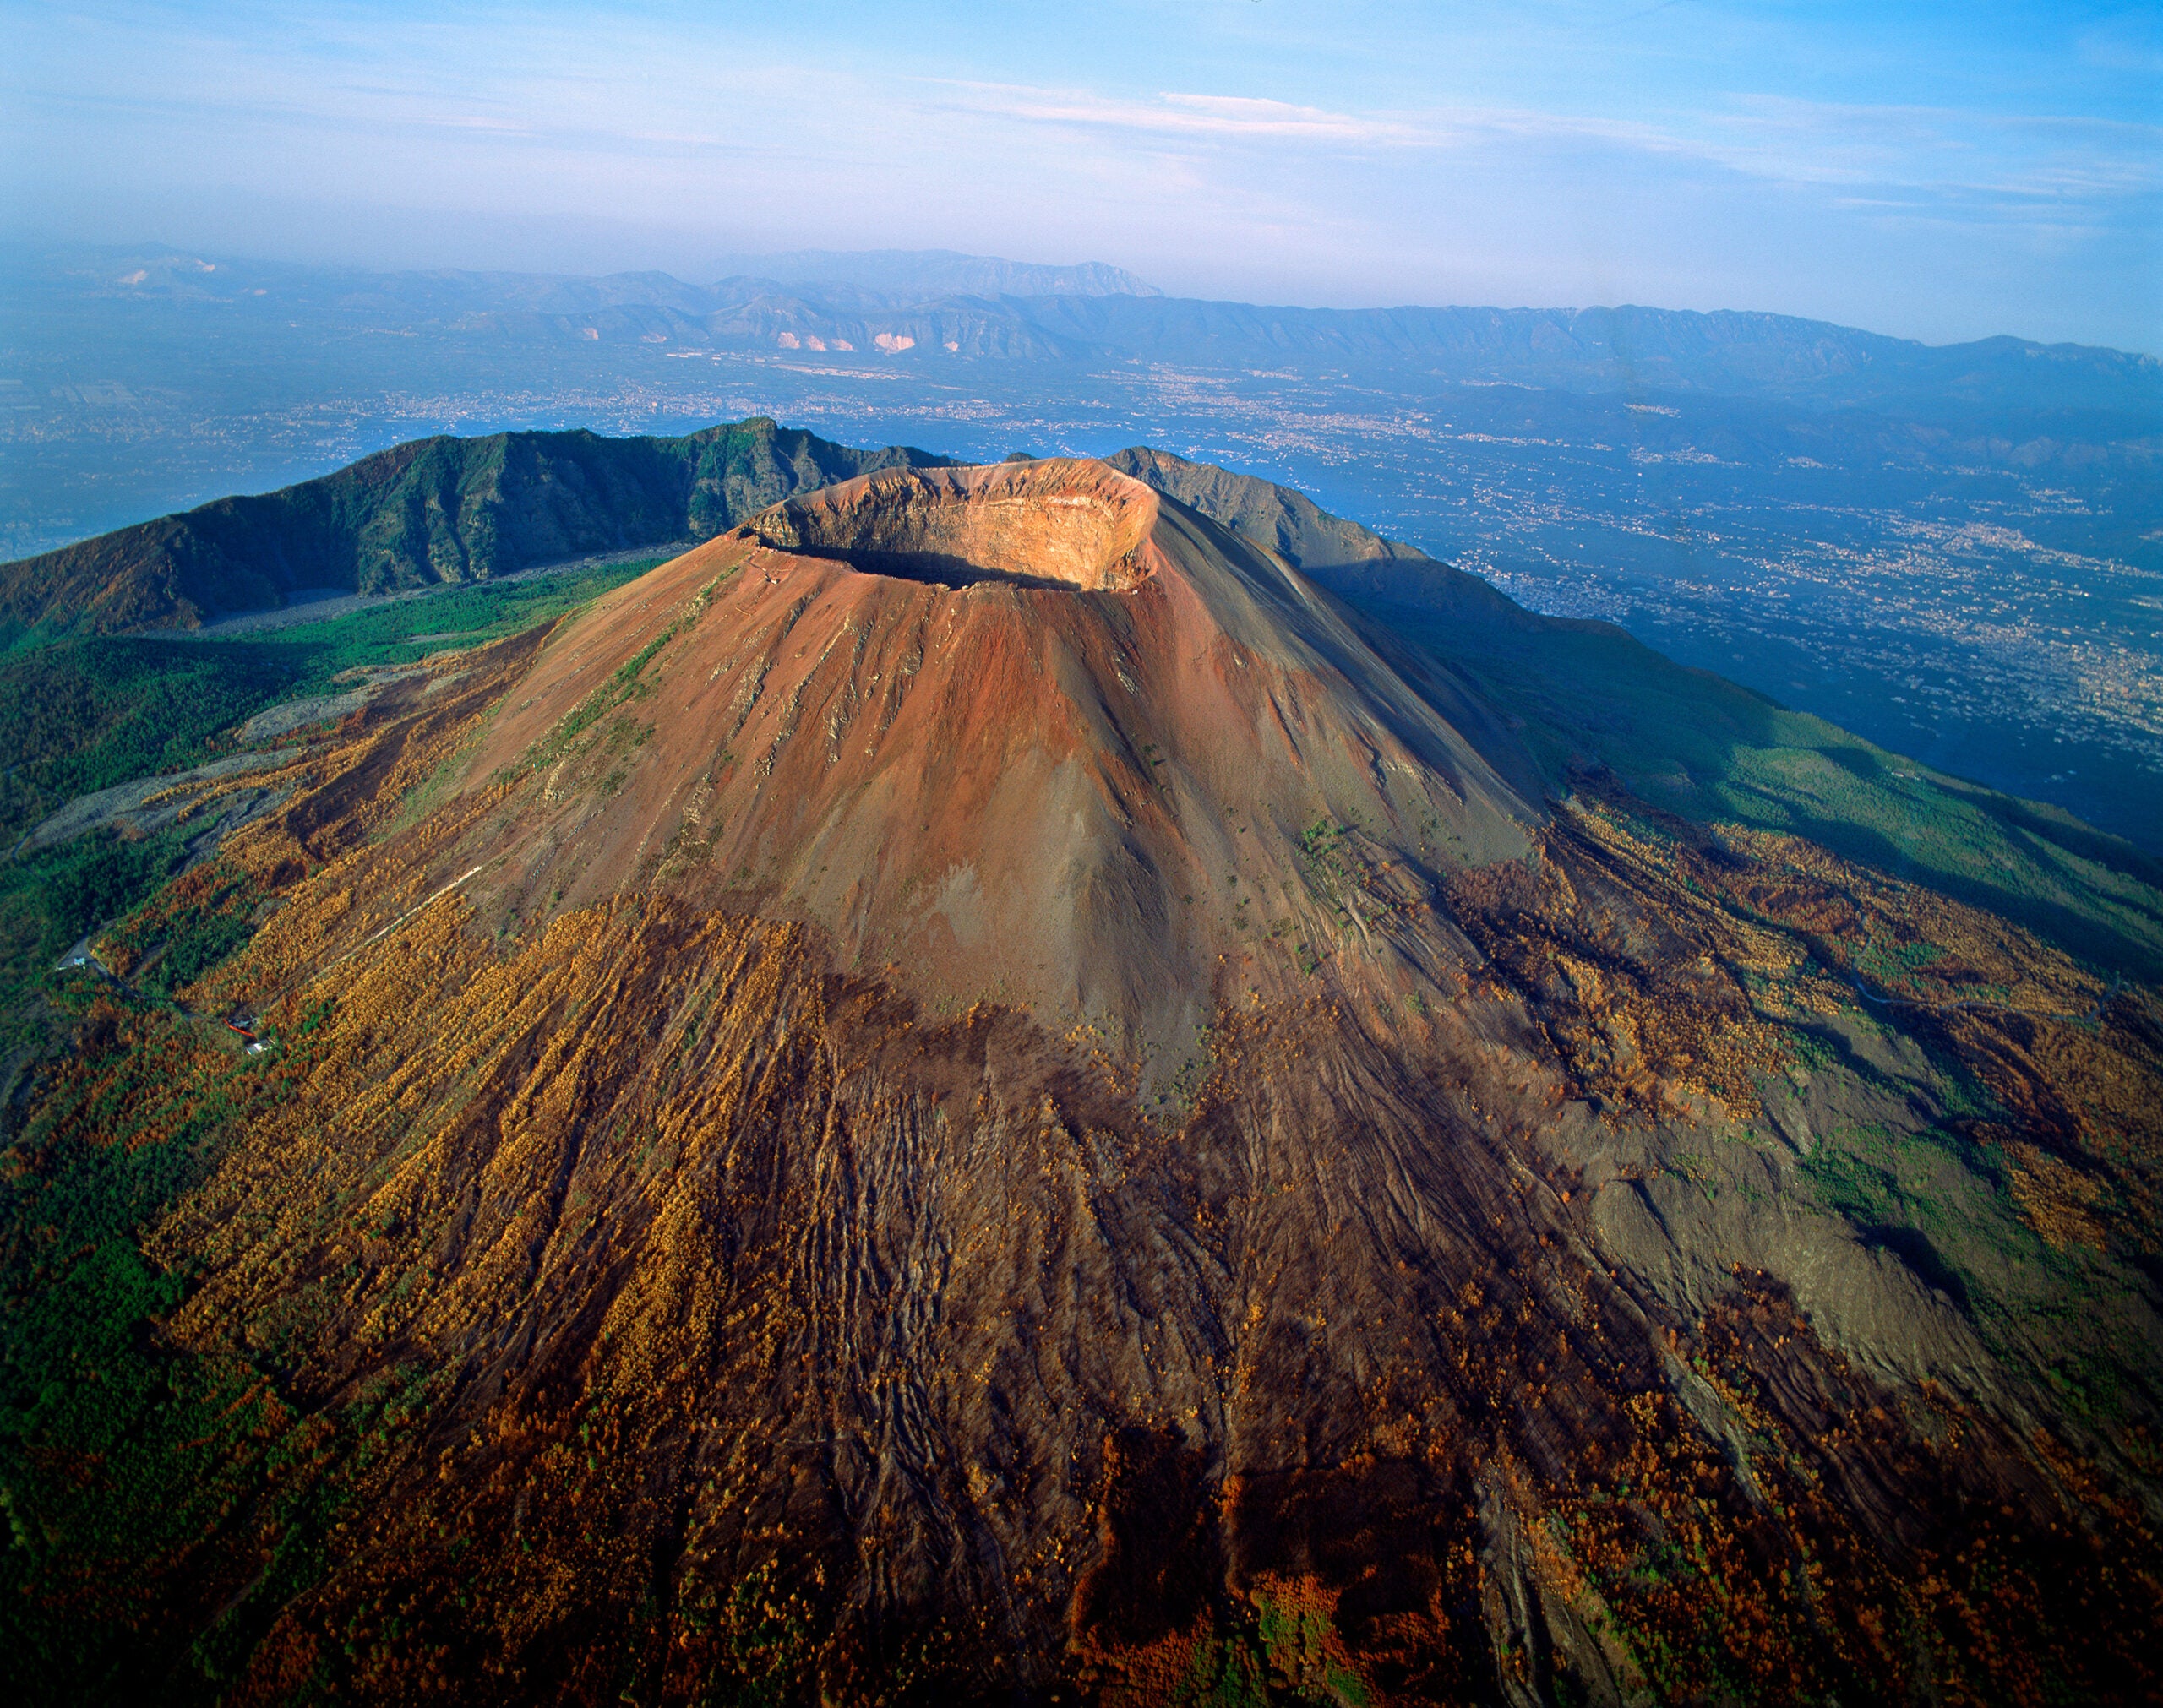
1018;296;2163;427
704;247;1160;298
20;247;2151;431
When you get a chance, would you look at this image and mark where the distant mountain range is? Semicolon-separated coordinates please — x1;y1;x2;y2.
699;247;1161;299
8;246;2160;857
19;246;2157;430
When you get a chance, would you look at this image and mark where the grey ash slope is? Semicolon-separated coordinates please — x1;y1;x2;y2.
1105;444;1526;623
1112;444;2163;982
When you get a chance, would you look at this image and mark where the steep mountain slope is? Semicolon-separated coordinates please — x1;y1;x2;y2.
6;458;2162;1705
0;419;951;636
1105;446;1527;625
451;460;1538;1067
1114;447;2163;976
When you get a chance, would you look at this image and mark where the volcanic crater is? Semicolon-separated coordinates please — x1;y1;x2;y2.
744;463;1155;591
451;455;1536;1069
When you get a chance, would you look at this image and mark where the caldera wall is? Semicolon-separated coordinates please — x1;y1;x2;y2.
745;460;1158;590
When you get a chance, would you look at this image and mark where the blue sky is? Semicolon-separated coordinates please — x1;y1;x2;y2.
4;0;2158;348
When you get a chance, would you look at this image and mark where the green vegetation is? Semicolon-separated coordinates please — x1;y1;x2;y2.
0;555;663;846
0;976;322;1701
0;639;302;848
1795;1112;2120;1380
0;551;640;1694
0;557;652;1674
511;567;729;780
0;555;662;1055
0;971;481;1702
1375;601;2163;980
219;552;668;677
106;857;265;999
1151;1591;1370;1707
670;1560;817;1708
0;557;679;1701
1297;817;1359;933
0;417;947;637
1801;1121;2006;1295
0;825;195;1060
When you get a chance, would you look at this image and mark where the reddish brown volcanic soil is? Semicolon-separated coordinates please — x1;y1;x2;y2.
458;459;1539;1071
51;458;2159;1703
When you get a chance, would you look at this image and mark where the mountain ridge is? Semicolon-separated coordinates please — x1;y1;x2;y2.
3;422;1510;639
21;247;2155;424
461;458;1540;1066
700;247;1162;299
11;424;2162;977
0;419;954;636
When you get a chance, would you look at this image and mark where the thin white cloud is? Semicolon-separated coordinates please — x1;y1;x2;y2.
922;76;2159;208
1693;93;2163;220
433;116;539;135
929;80;1419;144
2077;13;2163;75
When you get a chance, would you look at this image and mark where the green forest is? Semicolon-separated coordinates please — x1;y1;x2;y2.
0;556;661;1053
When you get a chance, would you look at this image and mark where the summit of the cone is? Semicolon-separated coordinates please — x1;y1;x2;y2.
742;460;1160;592
445;458;1541;1073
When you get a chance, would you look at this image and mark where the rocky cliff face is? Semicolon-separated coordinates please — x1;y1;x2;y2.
9;460;2162;1704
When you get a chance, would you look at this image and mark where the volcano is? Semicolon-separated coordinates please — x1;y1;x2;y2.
12;452;2163;1705
455;458;1537;1072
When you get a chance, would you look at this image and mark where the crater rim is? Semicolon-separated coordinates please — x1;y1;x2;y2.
744;462;1158;593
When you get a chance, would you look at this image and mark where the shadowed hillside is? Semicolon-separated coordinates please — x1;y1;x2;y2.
0;418;951;636
1114;447;2163;981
